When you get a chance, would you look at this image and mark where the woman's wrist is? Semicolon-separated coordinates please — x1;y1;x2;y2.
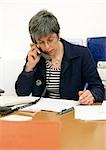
25;64;34;72
25;67;33;72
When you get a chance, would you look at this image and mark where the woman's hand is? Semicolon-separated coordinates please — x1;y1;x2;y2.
25;43;41;72
78;90;95;105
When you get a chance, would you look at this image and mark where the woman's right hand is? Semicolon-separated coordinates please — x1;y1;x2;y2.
25;43;41;72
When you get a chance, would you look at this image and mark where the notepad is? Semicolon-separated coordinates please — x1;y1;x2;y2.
0;96;38;107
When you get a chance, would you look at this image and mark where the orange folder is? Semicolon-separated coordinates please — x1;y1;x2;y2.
0;120;60;150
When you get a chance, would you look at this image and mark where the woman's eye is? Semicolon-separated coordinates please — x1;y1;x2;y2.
39;41;44;45
48;39;53;42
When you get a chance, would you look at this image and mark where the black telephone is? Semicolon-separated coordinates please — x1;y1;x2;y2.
30;34;51;61
37;47;51;61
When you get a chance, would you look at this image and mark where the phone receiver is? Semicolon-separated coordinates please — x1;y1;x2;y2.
40;52;51;61
30;36;51;61
36;47;51;61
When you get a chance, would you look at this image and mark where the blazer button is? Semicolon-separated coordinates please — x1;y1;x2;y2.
36;80;42;86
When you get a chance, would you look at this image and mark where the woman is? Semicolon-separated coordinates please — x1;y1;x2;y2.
15;10;105;105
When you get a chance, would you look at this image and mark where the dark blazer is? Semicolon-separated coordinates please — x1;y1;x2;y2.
15;38;105;102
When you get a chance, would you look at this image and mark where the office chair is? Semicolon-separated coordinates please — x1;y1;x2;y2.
87;37;106;64
87;37;106;99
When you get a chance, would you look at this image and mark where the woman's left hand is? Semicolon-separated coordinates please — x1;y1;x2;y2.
78;90;95;105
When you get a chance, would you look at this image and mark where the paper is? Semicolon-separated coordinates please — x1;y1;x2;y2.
20;98;78;112
74;105;106;121
100;100;106;113
0;96;38;107
0;114;32;121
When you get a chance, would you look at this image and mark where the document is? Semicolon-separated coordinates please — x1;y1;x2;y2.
0;96;38;107
74;104;106;121
100;100;106;113
20;98;79;112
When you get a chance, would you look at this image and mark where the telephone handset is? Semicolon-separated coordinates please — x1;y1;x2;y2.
30;35;51;61
37;47;51;61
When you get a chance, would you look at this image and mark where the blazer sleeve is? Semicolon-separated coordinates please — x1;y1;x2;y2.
15;70;36;96
82;47;105;102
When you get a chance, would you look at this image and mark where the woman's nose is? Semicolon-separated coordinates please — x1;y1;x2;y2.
44;42;50;50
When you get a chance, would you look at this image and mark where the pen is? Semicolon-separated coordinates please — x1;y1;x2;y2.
79;83;88;101
58;107;73;115
83;83;88;91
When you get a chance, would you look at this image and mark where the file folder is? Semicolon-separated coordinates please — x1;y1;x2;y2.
0;120;60;150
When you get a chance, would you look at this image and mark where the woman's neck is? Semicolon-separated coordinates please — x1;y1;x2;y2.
52;41;64;60
50;41;64;69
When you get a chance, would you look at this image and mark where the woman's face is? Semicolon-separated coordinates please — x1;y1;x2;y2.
36;33;60;57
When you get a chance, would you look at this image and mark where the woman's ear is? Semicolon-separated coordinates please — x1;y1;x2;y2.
57;33;60;39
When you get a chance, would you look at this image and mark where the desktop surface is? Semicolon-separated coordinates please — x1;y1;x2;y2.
32;110;106;150
0;108;106;150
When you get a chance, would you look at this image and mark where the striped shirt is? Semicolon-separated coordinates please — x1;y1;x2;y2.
46;61;61;99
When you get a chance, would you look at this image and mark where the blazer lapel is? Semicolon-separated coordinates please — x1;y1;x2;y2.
61;38;80;75
61;57;70;75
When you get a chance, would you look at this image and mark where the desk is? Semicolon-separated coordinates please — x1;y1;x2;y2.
0;109;106;150
30;110;106;150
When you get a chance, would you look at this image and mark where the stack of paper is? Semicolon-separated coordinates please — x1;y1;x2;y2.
100;100;106;113
74;103;106;121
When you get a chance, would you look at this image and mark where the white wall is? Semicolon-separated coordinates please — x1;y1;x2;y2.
0;0;105;58
0;58;25;95
0;0;106;95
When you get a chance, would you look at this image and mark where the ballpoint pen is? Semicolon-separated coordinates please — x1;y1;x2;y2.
79;83;88;101
83;83;88;91
58;107;73;115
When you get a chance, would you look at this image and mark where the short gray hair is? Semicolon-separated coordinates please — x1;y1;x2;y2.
29;10;60;43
